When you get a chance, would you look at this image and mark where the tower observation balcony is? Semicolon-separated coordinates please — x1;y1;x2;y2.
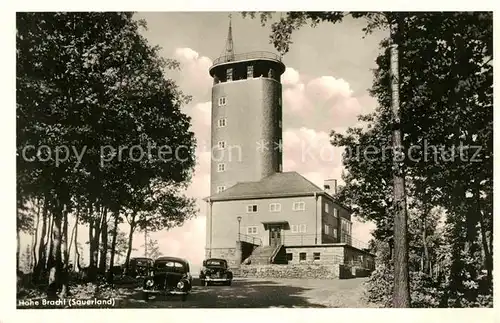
209;51;286;83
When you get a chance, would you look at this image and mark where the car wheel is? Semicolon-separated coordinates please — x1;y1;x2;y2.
181;294;187;302
226;280;232;286
143;292;149;301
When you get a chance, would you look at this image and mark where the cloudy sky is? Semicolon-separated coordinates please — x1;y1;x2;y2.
20;12;387;272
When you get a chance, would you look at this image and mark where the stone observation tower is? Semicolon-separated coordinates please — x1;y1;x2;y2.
208;16;286;196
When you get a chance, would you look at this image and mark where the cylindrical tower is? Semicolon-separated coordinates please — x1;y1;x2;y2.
209;51;286;195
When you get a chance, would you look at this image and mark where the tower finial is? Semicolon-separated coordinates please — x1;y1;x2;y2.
224;13;235;61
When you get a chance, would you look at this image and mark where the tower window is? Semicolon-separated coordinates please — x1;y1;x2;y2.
218;141;226;149
247;65;254;78
333;208;338;218
325;203;329;213
218;97;227;106
217;163;225;172
217;118;226;128
226;68;233;81
268;68;274;78
278;97;282;106
278;121;282;128
217;186;226;193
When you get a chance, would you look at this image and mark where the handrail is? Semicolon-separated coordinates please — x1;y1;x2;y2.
281;233;370;250
269;244;283;263
238;233;262;246
212;51;282;66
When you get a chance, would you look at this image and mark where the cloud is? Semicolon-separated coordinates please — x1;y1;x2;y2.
282;67;301;85
283;127;344;176
173;47;213;100
306;76;353;100
281;67;376;134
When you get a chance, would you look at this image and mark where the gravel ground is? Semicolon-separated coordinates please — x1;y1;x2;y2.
112;277;380;308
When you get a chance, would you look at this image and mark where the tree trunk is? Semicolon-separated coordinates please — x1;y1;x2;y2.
90;207;104;276
390;17;410;308
47;204;62;299
144;228;148;257
107;210;120;284
68;213;78;266
477;210;492;286
88;213;95;268
16;228;21;270
124;213;137;275
422;212;430;274
60;205;70;297
32;198;42;271
74;213;81;271
99;209;108;274
46;214;55;272
34;199;48;281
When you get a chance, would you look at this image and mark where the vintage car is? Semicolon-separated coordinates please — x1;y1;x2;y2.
123;257;154;277
142;257;192;301
199;258;233;286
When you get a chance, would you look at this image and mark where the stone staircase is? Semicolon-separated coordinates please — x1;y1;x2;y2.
271;245;288;264
243;246;276;265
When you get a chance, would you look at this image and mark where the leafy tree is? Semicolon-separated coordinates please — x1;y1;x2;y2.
245;11;493;307
17;12;197;296
143;238;162;260
123;179;196;271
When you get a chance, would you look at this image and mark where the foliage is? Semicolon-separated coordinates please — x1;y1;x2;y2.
109;230;135;263
247;11;493;307
143;238;162;260
16;12;197;290
365;265;444;308
365;263;492;308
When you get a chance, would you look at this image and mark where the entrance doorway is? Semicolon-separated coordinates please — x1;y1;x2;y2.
269;225;282;247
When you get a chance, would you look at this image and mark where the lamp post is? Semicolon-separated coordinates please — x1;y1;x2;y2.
237;216;242;241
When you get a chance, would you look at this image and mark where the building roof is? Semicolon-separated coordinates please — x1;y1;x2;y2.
204;171;352;213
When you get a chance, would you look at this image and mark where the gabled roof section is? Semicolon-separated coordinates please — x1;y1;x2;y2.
204;171;353;213
205;171;323;201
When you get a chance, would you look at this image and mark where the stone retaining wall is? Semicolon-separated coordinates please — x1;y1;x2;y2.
237;264;340;279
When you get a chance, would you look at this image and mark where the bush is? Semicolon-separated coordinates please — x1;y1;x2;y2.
364;265;444;308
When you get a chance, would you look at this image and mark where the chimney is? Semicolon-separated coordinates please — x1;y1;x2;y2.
323;179;337;196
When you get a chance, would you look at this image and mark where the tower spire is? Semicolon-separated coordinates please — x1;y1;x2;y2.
224;13;235;61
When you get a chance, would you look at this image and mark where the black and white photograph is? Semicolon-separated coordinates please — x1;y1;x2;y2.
9;7;495;316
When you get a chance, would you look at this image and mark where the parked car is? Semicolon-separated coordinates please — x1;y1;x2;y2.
123;257;153;277
142;257;192;301
199;258;233;286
